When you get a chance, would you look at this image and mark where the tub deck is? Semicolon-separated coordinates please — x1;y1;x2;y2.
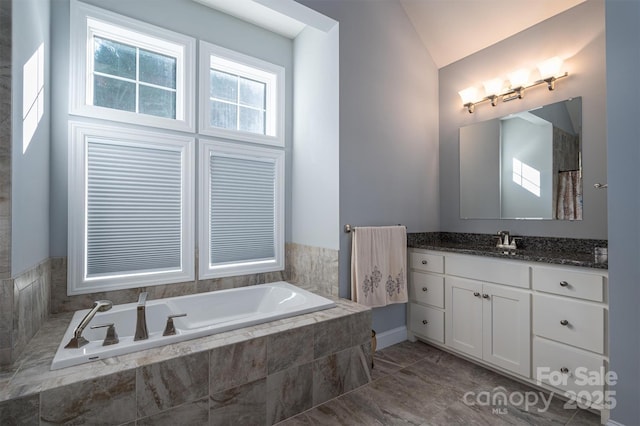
0;291;371;425
51;282;336;370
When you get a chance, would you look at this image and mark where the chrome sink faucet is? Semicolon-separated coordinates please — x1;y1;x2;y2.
494;231;521;250
65;300;113;349
134;292;149;341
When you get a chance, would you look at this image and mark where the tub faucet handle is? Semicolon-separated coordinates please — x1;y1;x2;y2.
163;313;187;336
91;323;119;346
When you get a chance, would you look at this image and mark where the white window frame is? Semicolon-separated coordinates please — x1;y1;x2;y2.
69;0;196;132
199;138;285;279
199;41;285;147
68;122;195;295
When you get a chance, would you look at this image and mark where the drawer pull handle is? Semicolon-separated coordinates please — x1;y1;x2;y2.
559;281;569;287
422;319;428;325
482;294;490;299
421;260;428;265
560;367;570;374
473;292;480;297
422;287;428;292
560;319;569;326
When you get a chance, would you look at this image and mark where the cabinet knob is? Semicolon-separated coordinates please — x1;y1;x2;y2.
560;319;569;326
482;294;490;299
559;281;569;287
473;292;480;297
422;319;428;325
421;260;428;265
422;287;428;292
560;367;570;374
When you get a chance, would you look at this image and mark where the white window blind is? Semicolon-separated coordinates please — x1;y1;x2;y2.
199;139;284;278
68;122;194;295
209;154;275;264
86;140;182;276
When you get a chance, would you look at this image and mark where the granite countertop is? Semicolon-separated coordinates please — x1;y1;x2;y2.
408;232;608;270
0;289;368;403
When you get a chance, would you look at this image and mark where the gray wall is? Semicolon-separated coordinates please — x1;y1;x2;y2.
49;0;294;257
439;0;606;239
11;0;50;277
291;23;340;250
605;1;640;425
298;0;440;333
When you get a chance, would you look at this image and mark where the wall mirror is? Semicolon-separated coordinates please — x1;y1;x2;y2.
459;97;582;220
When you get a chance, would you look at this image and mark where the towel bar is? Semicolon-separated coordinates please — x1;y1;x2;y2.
344;224;405;233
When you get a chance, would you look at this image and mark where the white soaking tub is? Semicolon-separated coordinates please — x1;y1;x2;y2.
51;282;335;370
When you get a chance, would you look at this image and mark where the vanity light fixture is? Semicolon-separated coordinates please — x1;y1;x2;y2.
459;57;568;113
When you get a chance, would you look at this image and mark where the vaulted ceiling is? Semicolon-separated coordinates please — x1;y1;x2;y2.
194;0;587;69
398;0;586;68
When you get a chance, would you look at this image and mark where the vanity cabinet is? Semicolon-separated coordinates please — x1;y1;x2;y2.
531;264;608;402
407;248;609;413
446;276;531;377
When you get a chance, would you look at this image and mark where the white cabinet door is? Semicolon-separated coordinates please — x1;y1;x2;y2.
482;284;531;377
446;277;483;359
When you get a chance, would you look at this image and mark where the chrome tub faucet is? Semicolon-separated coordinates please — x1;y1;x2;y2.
65;300;113;349
134;292;149;341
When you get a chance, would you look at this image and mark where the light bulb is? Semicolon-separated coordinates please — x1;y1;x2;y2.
508;69;530;88
483;78;503;96
458;86;480;104
537;56;564;79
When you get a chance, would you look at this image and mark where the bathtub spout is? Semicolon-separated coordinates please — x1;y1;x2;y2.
64;300;113;349
134;292;149;341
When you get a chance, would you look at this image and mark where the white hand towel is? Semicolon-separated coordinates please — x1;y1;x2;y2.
350;226;407;307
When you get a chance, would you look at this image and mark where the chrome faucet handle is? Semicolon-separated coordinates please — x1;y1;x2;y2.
91;323;119;346
510;236;523;249
163;313;187;336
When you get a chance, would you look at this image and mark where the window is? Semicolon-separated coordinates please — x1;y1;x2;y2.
199;139;284;279
70;0;195;131
68;122;194;295
199;41;284;146
67;3;287;293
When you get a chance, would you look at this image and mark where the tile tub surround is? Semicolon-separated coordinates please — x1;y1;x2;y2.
408;232;608;269
50;243;339;314
0;296;371;425
0;260;51;366
286;243;339;297
0;0;11;280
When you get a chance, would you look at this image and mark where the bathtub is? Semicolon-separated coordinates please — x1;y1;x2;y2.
51;282;335;370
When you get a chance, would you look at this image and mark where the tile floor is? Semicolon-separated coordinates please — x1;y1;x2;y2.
278;340;601;425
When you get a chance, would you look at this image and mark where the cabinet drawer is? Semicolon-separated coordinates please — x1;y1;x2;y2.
533;294;604;354
409;303;444;343
409;272;444;308
409;251;444;274
533;266;605;302
447;254;530;288
533;337;605;395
